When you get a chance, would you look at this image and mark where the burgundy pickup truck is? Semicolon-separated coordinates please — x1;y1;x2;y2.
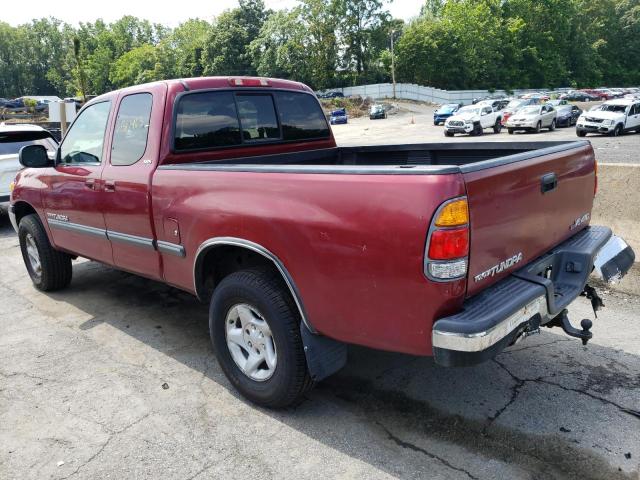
10;77;635;407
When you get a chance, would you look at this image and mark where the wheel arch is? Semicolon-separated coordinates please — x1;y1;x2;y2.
193;237;315;333
12;200;38;227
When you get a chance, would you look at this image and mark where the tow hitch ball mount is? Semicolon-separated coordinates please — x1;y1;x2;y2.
547;284;604;346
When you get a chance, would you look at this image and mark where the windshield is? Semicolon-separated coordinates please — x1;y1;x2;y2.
457;106;479;115
519;106;541;115
0;136;57;156
600;104;628;113
438;104;458;113
557;106;572;114
506;100;524;110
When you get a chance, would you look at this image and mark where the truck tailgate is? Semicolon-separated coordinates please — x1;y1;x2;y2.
463;142;596;297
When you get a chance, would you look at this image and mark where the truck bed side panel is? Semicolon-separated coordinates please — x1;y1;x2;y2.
152;170;466;355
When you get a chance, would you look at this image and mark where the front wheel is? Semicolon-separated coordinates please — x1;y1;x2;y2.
444;131;454;137
577;130;587;137
493;118;502;134
508;128;514;135
611;124;623;137
18;214;72;291
210;269;313;408
534;121;541;133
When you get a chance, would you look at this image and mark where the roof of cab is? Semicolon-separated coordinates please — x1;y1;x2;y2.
89;76;313;105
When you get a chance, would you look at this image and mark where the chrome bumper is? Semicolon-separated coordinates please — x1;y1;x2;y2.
432;226;634;366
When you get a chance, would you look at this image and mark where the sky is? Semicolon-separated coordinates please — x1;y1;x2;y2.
3;0;424;27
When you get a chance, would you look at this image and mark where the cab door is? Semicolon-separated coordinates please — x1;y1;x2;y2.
627;103;640;131
100;85;166;280
42;100;114;264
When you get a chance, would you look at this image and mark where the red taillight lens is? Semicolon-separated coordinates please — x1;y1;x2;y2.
428;227;469;260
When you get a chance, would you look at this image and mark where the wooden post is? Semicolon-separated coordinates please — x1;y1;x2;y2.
59;102;68;137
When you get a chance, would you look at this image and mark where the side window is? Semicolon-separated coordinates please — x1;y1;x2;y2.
274;91;330;141
175;91;241;151
111;93;153;166
482;107;492;115
60;101;111;164
235;94;279;142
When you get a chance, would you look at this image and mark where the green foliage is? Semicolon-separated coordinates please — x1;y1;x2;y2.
0;1;639;99
397;0;640;90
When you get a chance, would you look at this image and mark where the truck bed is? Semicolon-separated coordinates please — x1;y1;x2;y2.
160;141;588;173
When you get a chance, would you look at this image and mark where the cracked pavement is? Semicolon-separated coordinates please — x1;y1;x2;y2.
1;213;639;479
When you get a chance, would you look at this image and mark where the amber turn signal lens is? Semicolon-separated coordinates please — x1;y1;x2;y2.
435;198;469;227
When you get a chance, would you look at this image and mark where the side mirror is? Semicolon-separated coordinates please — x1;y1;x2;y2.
19;144;50;168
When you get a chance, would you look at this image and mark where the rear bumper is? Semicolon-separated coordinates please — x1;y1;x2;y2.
432;226;635;367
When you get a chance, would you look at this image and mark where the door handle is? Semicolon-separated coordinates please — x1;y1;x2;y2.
104;181;116;192
85;179;96;190
541;173;558;194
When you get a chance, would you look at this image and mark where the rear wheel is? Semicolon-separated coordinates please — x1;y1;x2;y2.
493;118;502;134
18;214;72;291
549;119;556;131
210;269;313;408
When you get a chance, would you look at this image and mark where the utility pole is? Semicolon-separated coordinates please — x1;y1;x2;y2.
390;30;396;99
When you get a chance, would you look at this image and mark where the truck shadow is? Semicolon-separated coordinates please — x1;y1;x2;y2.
46;260;640;480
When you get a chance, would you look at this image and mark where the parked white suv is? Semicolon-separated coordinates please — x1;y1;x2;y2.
0;124;58;212
444;105;502;136
576;99;640;137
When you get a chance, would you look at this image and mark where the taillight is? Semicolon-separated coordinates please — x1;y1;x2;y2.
594;159;598;196
425;197;469;281
428;228;469;259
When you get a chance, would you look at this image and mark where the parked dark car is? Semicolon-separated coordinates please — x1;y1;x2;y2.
433;103;461;125
555;104;582;127
3;98;26;111
369;104;387;120
561;91;599;102
318;91;344;99
330;108;348;124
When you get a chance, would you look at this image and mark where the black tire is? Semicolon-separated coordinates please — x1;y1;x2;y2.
444;131;454;137
508;128;514;135
493;118;502;134
577;130;587;137
534;121;541;133
549;119;556;131
611;124;623;137
473;123;483;136
209;269;313;408
18;214;72;291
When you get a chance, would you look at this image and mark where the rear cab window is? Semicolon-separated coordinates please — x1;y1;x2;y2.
111;93;153;166
173;90;329;152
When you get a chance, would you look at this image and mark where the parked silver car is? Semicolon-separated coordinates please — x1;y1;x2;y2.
506;104;557;134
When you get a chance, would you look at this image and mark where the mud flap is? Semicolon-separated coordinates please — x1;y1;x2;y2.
593;236;635;283
300;323;348;382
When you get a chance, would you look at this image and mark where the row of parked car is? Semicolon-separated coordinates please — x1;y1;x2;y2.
437;91;640;137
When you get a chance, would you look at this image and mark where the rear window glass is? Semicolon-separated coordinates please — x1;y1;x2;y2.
274;91;330;141
175;92;241;150
174;90;329;151
111;93;152;166
236;94;279;142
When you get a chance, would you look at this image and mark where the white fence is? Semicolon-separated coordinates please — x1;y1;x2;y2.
323;83;573;105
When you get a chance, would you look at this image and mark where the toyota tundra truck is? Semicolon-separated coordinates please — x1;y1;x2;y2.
9;77;635;408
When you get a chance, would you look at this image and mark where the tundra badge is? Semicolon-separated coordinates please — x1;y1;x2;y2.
474;252;523;282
